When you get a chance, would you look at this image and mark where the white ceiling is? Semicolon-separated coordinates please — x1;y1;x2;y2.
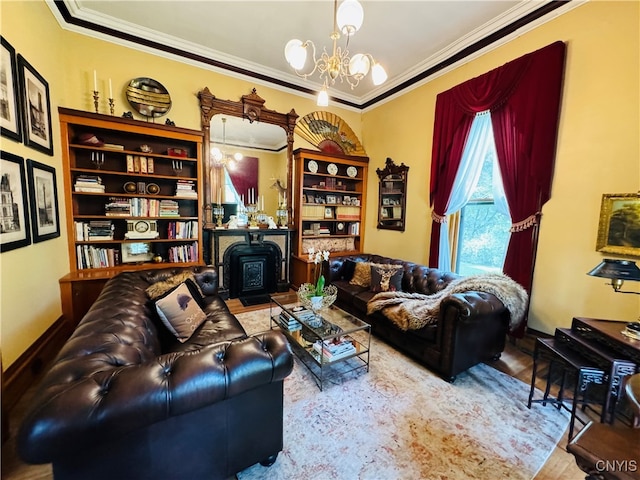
51;1;579;109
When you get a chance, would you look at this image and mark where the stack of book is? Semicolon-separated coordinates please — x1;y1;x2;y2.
74;175;104;193
130;198;160;217
88;220;114;240
76;244;119;269
175;180;197;198
159;199;180;217
105;197;131;216
276;313;302;332
312;337;356;362
167;242;198;262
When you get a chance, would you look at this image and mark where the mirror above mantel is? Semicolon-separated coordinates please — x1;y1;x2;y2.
198;88;298;228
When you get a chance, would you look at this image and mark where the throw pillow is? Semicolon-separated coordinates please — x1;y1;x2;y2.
342;259;357;281
146;271;198;300
349;261;372;287
155;280;207;343
370;264;404;293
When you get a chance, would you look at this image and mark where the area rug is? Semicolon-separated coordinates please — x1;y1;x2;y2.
235;308;570;480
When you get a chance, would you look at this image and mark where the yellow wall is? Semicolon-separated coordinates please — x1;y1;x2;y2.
362;1;640;332
1;1;638;368
0;0;361;368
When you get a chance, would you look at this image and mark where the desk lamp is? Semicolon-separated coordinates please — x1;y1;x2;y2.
587;259;640;294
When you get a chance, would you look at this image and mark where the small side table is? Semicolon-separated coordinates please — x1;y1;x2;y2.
528;337;606;441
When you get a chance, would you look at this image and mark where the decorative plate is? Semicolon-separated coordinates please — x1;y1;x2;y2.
126;77;172;118
307;160;318;173
327;163;338;175
123;181;137;193
295;111;367;156
347;166;358;178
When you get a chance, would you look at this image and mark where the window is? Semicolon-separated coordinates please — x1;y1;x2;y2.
454;149;511;275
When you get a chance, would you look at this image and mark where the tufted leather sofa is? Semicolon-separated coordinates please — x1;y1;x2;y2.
17;266;293;480
327;254;511;382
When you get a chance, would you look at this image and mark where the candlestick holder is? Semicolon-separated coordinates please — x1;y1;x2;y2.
276;203;288;228
246;204;259;229
93;90;99;114
108;98;115;115
213;204;225;229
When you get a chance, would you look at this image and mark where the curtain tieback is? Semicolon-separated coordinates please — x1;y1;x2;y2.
510;212;541;232
431;211;447;223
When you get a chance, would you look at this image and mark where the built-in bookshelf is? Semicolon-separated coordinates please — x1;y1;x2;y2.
291;148;368;287
59;107;204;272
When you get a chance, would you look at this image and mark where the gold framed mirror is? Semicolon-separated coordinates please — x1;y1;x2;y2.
197;88;298;228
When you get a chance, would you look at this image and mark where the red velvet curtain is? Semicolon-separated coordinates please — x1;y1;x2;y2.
228;156;259;202
429;41;566;335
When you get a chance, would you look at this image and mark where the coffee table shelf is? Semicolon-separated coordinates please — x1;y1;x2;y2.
270;293;371;390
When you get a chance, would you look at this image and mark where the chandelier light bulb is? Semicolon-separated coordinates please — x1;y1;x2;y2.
337;0;364;36
317;86;329;107
371;62;388;85
348;53;370;79
233;152;243;161
212;147;223;162
284;39;307;70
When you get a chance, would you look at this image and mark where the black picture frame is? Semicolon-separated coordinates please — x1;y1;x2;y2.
17;54;53;155
26;159;60;243
0;151;31;252
0;37;22;142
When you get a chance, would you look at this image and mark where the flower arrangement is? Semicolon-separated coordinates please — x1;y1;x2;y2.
308;247;330;296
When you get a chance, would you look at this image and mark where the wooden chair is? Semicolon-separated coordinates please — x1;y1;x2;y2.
567;373;640;480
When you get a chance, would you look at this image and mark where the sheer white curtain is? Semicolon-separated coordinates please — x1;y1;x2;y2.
438;110;510;269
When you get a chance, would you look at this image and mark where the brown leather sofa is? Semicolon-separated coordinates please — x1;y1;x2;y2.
17;266;293;480
327;254;511;381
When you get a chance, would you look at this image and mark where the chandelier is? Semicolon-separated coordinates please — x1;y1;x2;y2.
211;117;243;170
284;0;387;106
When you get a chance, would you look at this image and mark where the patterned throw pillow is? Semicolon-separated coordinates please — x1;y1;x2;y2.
155;280;207;343
370;264;404;292
349;262;372;287
146;271;199;300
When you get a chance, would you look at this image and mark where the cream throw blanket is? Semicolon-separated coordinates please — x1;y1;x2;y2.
366;273;528;332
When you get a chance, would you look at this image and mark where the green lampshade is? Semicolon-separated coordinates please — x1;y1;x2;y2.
587;259;640;281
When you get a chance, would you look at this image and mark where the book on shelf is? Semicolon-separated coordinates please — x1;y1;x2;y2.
103;143;125;150
76;244;120;269
167;220;198;239
175;180;197;198
167;242;198;263
74;174;105;193
159;199;180;217
276;313;302;332
312;339;356;362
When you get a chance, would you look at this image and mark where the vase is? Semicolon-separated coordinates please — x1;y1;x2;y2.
297;283;338;327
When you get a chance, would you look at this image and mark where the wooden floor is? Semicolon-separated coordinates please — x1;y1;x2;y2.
1;298;587;480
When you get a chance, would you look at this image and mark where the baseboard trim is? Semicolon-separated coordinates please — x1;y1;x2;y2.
2;316;70;413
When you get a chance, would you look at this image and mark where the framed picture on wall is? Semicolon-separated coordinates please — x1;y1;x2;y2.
595;192;640;256
27;159;60;243
17;54;53;155
0;37;22;142
0;151;31;252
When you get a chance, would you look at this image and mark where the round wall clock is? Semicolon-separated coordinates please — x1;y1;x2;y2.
347;166;358;178
337;222;345;232
327;163;338;175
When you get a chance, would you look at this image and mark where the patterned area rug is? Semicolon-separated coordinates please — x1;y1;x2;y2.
235;308;570;480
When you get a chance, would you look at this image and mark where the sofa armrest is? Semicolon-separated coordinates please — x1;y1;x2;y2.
17;330;293;464
441;291;508;321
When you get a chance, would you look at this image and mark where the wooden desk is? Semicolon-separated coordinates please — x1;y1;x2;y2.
560;318;639;423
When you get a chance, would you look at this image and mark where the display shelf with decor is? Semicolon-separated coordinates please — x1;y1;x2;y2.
58;107;204;328
376;157;408;232
292;148;368;287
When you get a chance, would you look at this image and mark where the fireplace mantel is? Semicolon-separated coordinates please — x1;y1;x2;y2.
205;228;293;299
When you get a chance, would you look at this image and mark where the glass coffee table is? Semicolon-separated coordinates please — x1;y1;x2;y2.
270;293;371;390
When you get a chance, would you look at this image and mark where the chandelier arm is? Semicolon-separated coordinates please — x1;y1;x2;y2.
292;41;321;79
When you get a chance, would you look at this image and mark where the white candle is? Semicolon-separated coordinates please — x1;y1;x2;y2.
261;195;264;211
109;78;113;98
218;188;221;205
93;70;97;91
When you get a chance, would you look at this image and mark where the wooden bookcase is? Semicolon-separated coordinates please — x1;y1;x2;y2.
291;148;368;287
58;108;205;326
59;107;204;272
376;157;409;231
